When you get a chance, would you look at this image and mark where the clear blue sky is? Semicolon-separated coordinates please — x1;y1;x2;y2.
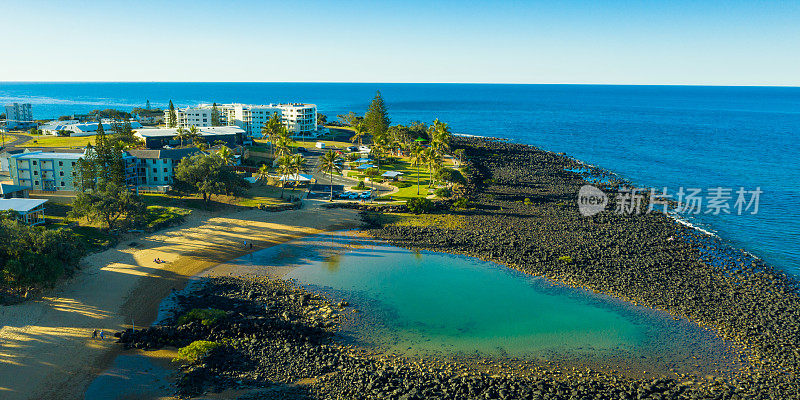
2;0;799;85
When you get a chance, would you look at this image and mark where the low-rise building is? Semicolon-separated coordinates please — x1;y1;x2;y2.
8;150;85;191
0;198;47;225
3;103;34;130
134;126;244;149
41;120;143;136
0;183;31;199
126;148;203;186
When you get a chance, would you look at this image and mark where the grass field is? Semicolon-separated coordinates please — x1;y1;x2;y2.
22;134;96;148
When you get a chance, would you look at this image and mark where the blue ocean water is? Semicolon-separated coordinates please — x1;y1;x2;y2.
1;82;798;274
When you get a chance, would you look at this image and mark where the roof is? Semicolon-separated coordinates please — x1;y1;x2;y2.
126;148;203;160
10;151;84;160
0;198;47;213
134;126;245;138
278;173;314;182
0;183;30;195
381;171;404;178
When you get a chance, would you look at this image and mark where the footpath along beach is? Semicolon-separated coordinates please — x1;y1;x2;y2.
0;203;359;400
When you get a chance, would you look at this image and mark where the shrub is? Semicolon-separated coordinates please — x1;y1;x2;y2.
435;168;466;185
177;308;227;326
523;198;533;205
452;198;472;210
354;180;367;190
407;198;433;214
434;187;452;198
391;181;412;188
174;340;221;364
558;255;574;264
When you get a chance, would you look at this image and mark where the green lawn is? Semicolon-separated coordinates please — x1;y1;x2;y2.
23;134;95;148
343;157;438;201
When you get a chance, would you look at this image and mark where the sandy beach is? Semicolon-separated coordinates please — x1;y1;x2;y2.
0;201;359;400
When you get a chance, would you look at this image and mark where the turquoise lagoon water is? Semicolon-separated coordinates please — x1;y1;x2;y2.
230;233;738;373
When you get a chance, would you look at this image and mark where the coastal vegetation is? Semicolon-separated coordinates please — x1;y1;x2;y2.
0;213;86;293
174;150;249;203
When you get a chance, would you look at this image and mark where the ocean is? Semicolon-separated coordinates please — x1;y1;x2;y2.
1;82;798;274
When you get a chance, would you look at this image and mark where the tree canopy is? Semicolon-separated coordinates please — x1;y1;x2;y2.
364;91;390;137
0;214;86;290
174;153;249;203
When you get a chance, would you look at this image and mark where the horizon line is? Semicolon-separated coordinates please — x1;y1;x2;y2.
1;81;798;88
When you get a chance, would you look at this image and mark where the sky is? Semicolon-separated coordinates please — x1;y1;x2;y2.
1;0;799;85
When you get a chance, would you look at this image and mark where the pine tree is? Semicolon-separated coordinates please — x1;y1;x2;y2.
211;102;221;126
168;100;177;128
364;91;390;139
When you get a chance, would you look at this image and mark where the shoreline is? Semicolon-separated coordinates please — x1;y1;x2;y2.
0;202;360;400
365;136;800;398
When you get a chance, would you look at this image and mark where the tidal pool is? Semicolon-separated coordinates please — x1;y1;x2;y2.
229;232;742;376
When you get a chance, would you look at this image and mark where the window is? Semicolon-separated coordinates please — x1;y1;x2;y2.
60;171;64;176
60;182;65;187
153;176;158;181
72;162;76;166
35;181;39;185
163;168;168;172
58;161;63;166
34;171;38;176
153;168;157;173
32;160;37;165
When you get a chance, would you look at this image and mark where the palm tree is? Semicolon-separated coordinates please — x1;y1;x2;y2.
174;127;187;147
350;122;367;146
453;148;465;168
276;156;292;199
429;119;451;156
410;145;427;195
257;164;270;186
216;145;235;166
261;112;283;155
290;154;306;178
187;125;201;147
318;150;342;201
274;135;292;159
425;147;442;188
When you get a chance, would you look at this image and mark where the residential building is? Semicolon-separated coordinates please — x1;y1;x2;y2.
226;103;318;138
8;150;85;191
134;126;244;149
0;198;47;225
4;103;34;130
126;148;203;187
169;103;319;139
166;105;229;129
0;183;30;199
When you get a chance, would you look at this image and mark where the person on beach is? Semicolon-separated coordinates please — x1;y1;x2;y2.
91;330;98;340
249;243;253;249
99;330;105;340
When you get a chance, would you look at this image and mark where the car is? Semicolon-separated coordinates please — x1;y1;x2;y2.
296;146;307;153
359;190;372;199
346;146;358;152
358;145;370;152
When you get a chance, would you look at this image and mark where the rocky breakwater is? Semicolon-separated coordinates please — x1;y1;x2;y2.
367;136;800;398
116;275;746;399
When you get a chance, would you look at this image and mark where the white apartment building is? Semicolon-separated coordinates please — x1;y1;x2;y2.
4;103;34;129
166;105;228;129
167;103;318;139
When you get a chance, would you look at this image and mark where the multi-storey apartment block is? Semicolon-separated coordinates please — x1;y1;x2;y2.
4;103;34;130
